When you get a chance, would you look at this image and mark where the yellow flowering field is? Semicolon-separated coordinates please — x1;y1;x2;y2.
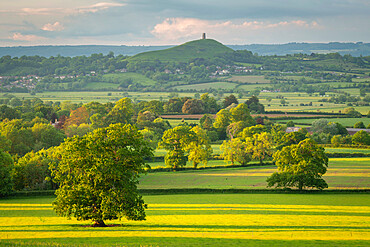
0;194;369;246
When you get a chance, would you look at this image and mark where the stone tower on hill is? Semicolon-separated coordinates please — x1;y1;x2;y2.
202;33;206;39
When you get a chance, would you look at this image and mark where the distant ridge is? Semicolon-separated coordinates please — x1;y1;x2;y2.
0;42;369;58
0;45;173;58
130;39;234;62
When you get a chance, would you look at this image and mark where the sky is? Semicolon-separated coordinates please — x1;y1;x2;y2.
0;0;369;46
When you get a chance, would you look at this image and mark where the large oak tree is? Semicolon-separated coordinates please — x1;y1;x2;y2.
267;139;328;190
50;123;153;227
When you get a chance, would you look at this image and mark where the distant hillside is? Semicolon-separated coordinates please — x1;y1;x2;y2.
130;39;234;62
229;42;370;56
0;45;173;58
1;42;369;58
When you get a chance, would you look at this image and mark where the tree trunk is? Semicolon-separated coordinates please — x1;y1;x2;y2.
93;219;106;227
298;182;303;191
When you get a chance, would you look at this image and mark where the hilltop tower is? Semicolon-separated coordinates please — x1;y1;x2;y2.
202;33;206;39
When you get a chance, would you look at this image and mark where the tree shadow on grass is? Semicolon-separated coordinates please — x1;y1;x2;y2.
1;224;369;232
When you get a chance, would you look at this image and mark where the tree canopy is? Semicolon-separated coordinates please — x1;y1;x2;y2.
267;139;328;190
0;149;13;196
50;123;153;226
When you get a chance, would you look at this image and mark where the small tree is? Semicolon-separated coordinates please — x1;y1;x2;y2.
343;107;362;118
267;139;328;190
229;103;254;125
159;126;211;169
223;94;238;108
182;99;204;114
220;138;251;166
200;114;214;130
159;126;196;169
244;132;274;164
50;124;153;227
105;98;134;125
354;121;366;129
186;126;212;168
286;121;295;127
352;130;370;145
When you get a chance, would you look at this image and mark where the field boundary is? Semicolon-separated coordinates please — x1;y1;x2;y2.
7;188;370;198
138;188;370;195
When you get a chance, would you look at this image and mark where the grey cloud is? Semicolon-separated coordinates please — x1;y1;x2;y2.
125;0;370;20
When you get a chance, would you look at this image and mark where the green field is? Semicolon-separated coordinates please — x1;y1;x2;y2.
1;92;196;104
0;157;369;246
83;82;119;90
142;158;370;189
227;75;270;84
325;148;370;154
276;117;370;127
172;81;238;91
102;72;157;86
166;119;200;127
0;194;369;246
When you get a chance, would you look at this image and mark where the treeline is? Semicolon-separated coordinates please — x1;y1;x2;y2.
1;93;369;195
0;52;128;76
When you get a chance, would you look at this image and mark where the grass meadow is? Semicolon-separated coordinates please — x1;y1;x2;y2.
102;73;157;86
142;158;370;190
227;75;271;84
172;81;239;91
0;194;369;246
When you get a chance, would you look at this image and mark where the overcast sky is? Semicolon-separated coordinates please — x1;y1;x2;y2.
0;0;369;46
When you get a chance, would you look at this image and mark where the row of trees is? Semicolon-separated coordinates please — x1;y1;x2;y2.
308;118;370;146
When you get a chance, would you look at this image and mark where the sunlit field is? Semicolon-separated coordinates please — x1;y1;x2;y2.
0;194;369;246
142;158;370;190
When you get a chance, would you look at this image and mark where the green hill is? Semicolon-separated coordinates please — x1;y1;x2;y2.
130;39;234;62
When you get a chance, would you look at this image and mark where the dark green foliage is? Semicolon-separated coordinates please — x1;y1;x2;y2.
311;120;348;142
200;93;219;113
50;123;153;226
182;98;204;114
0;105;21;121
245;96;265;113
352;130;370;145
331;135;352;146
0;149;13;196
200;114;215;130
343;107;362;118
354;121;366;129
286;121;295;127
0;119;34;156
13;149;57;191
223;94;238;108
31;123;66;151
